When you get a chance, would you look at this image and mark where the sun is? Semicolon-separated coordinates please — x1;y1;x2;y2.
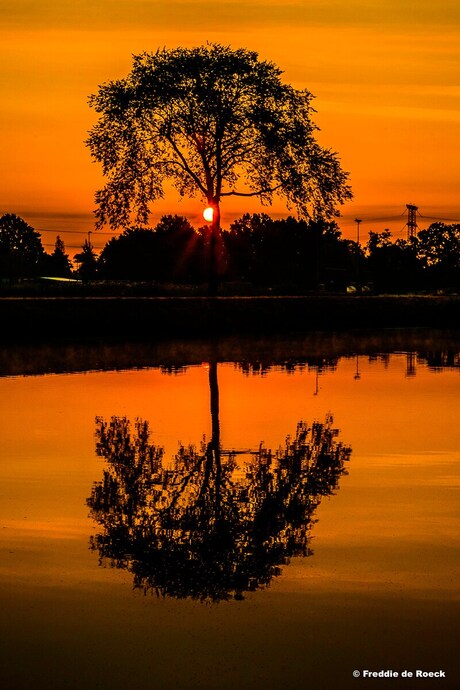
203;206;214;222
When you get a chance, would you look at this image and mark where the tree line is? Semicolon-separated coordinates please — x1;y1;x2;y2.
0;212;459;292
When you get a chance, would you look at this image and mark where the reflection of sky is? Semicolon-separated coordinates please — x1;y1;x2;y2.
1;0;459;248
1;353;459;689
0;354;458;597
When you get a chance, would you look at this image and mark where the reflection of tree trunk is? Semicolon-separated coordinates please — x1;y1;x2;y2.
208;360;221;515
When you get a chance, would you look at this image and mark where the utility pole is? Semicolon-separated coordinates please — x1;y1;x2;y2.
354;218;362;288
354;218;362;245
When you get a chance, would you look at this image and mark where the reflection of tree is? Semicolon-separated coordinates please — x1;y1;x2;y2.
237;356;339;377
418;351;460;370
88;402;351;602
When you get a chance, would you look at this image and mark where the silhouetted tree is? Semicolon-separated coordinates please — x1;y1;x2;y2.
87;402;351;602
87;43;352;292
365;230;420;292
225;214;354;289
366;229;393;254
416;223;460;289
98;215;206;282
153;214;203;282
320;225;362;290
98;227;157;280
40;235;73;277
0;213;44;281
74;239;98;281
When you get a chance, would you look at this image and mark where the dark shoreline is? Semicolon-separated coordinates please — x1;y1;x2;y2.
1;295;459;343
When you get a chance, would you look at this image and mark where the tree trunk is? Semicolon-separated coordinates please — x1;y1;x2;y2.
208;201;221;296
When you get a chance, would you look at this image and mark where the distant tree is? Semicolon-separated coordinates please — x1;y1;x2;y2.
98;215;205;282
225;213;353;289
98;227;157;280
153;215;203;282
365;230;420;292
0;213;44;281
225;213;274;284
366;229;393;254
41;235;73;277
87;43;352;291
322;234;364;290
74;239;98;281
416;223;460;289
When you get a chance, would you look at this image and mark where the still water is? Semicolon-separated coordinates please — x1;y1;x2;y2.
0;333;459;690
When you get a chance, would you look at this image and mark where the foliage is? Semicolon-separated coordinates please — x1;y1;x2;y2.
417;223;460;268
366;229;392;253
74;239;98;281
87;43;352;229
365;231;421;292
98;215;206;282
40;235;73;277
95;213;361;288
416;223;460;288
0;213;44;280
149;214;204;282
225;213;356;288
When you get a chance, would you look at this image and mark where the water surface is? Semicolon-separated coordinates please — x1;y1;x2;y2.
0;333;459;689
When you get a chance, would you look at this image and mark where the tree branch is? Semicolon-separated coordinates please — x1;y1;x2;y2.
221;183;283;198
166;133;207;196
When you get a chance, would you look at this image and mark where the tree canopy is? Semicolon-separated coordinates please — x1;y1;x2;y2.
87;43;352;230
40;235;73;277
74;239;98;281
98;215;202;281
0;213;44;280
417;223;460;270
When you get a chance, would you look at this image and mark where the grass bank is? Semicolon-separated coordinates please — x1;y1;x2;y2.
1;295;459;342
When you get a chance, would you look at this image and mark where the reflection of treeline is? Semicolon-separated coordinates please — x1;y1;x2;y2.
418;351;460;370
1;345;458;378
2;212;459;292
164;352;459;378
367;352;460;371
161;352;460;378
236;357;339;376
87;414;351;602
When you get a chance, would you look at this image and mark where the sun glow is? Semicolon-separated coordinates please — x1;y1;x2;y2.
203;206;214;222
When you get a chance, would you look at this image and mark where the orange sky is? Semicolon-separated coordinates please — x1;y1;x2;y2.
1;0;460;253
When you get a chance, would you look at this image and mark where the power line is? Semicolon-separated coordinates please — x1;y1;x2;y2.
347;209;408;223
358;215;400;223
418;214;460;222
43;243;105;249
37;228;117;235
